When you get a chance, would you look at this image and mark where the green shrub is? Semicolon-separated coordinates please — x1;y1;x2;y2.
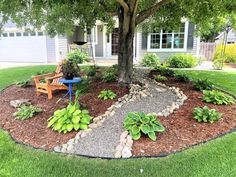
76;77;91;94
87;66;97;77
48;103;92;133
101;67;118;82
62;60;80;79
15;79;32;88
193;106;222;123
67;49;89;64
124;112;165;141
98;89;117;100
213;44;236;63
193;79;214;91
174;74;191;82
167;54;198;68
203;90;235;105
213;58;224;70
142;53;160;68
13;104;42;120
154;75;168;82
154;66;175;77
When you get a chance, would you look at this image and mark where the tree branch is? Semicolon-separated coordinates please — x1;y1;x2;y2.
136;0;171;25
116;0;129;13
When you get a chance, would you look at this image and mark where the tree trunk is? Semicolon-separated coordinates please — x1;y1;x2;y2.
117;8;135;85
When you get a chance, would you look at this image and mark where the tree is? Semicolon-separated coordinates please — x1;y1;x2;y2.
0;0;235;84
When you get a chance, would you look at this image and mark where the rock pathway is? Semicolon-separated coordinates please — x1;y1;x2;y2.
67;71;179;158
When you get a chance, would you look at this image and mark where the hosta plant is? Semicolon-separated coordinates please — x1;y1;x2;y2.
124;112;165;141
174;74;191;83
203;90;235;105
154;75;167;82
98;90;117;100
193;106;222;123
193;79;214;91
15;79;32;87
48;103;92;133
13;104;42;120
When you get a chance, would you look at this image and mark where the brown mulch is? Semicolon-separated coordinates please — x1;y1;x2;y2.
0;80;128;150
132;71;236;157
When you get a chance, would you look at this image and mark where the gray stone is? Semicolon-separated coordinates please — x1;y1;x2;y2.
114;151;122;158
115;144;124;152
10;99;31;108
80;132;87;138
54;146;61;152
122;146;132;158
89;123;98;129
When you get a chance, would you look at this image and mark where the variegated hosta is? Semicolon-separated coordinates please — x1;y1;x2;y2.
124;112;165;141
48;103;92;134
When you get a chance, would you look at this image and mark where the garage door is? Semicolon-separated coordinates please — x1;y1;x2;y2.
0;31;47;62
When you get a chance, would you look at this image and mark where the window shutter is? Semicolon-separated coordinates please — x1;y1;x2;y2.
187;22;195;49
142;33;148;49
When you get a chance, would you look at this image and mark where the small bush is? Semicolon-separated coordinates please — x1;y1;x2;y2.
142;53;160;68
154;66;175;77
98;90;117;100
101;67;118;82
193;106;222;123
15;79;32;88
62;60;80;79
167;54;198;68
13;104;42;120
213;44;236;63
48;103;92;133
213;58;224;70
124;112;165;141
193;79;214;91
87;66;97;77
174;74;191;82
154;75;168;82
67;49;89;64
203;90;235;105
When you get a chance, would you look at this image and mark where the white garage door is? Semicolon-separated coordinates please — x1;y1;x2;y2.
0;31;47;62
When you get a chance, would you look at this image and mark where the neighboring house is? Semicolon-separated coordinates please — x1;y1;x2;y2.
215;29;236;45
0;20;200;64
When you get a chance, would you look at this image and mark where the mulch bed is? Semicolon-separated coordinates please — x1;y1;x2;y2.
132;71;236;157
0;79;128;150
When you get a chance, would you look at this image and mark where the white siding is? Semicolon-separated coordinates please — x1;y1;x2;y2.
46;37;56;63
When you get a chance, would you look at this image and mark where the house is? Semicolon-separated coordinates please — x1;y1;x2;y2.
215;29;236;45
0;20;200;64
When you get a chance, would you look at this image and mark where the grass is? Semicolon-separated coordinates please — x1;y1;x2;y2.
1;67;236;177
176;70;236;95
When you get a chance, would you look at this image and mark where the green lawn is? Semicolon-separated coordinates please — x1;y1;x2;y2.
176;70;236;95
1;67;236;177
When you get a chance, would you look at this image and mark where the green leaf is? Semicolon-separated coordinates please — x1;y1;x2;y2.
66;124;74;132
73;124;80;131
80;124;88;130
148;132;157;141
80;117;90;124
72;116;80;124
141;125;150;134
131;132;141;140
131;125;140;134
73;110;81;116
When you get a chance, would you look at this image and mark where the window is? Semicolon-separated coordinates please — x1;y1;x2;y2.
148;22;187;51
16;32;22;37
2;33;8;37
37;31;44;36
86;26;98;44
9;33;15;37
30;32;36;36
23;32;29;36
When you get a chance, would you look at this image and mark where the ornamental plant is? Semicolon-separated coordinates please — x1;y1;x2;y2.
15;79;32;88
13;104;42;120
48;103;92;133
154;66;175;77
124;112;165;141
98;90;117;100
101;67;118;83
67;49;89;64
193;106;222;123
142;53;160;68
174;74;191;83
154;75;168;82
203;90;235;105
167;54;198;68
193;79;214;91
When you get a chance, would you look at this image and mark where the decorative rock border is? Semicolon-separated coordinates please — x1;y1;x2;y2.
113;79;188;158
54;82;151;153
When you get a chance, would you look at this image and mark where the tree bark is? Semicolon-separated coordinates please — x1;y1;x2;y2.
117;6;135;85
